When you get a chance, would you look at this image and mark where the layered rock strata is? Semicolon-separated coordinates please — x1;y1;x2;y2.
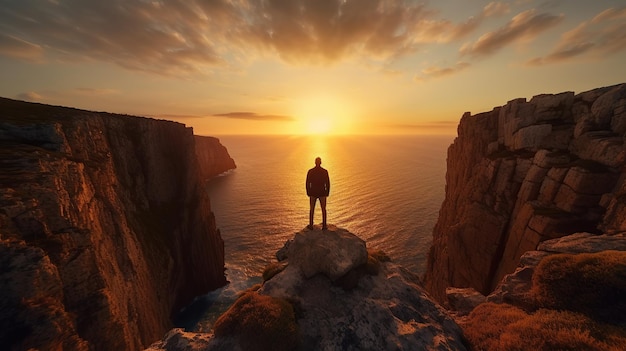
149;225;468;351
424;83;626;303
0;98;232;350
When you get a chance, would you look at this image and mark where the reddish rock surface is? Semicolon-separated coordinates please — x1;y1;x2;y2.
0;98;233;350
424;83;626;303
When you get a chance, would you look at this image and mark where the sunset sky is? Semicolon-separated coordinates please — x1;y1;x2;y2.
1;0;625;135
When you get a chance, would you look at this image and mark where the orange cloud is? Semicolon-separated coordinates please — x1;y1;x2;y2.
0;34;43;61
414;62;471;82
460;9;563;57
16;92;42;102
527;7;626;66
213;112;295;121
0;0;498;75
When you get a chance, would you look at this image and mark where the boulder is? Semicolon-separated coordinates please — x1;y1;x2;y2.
286;226;368;281
445;288;486;316
151;226;468;351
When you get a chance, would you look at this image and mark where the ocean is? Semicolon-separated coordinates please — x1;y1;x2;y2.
176;134;454;331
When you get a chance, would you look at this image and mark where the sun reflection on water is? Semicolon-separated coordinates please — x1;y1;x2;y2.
191;134;453;331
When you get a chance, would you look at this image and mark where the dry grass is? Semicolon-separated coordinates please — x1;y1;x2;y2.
213;292;298;351
463;303;626;351
462;303;528;351
530;250;626;324
365;248;391;276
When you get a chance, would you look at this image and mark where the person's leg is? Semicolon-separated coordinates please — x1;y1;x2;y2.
320;197;327;229
309;196;317;229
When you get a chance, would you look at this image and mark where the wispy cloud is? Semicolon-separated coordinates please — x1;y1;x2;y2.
527;7;626;65
0;0;501;76
74;88;118;96
414;62;471;81
460;9;563;57
213;112;295;121
16;92;42;102
0;34;43;61
388;120;458;132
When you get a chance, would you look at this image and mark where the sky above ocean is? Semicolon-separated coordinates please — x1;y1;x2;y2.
1;1;625;135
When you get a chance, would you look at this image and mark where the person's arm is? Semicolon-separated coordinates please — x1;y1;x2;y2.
324;170;330;196
306;170;311;196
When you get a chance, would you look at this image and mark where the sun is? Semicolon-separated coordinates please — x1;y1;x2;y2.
306;118;332;134
293;95;354;135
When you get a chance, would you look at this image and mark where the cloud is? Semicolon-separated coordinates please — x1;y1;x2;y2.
0;34;43;61
74;88;118;96
483;2;511;17
388;121;458;132
414;62;471;81
0;0;496;75
16;92;42;101
527;7;626;65
460;9;563;57
409;2;511;44
213;112;295;121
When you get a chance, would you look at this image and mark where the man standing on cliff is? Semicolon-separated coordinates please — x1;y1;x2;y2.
306;157;330;230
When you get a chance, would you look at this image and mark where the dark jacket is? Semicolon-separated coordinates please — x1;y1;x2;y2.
306;166;330;197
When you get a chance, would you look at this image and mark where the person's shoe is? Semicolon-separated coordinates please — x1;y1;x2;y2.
307;224;314;230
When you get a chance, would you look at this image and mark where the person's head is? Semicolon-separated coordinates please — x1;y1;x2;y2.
315;157;321;166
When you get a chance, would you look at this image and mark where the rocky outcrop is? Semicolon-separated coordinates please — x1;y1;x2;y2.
0;98;234;350
149;225;468;351
424;83;626;303
453;232;626;350
485;232;626;309
194;136;236;180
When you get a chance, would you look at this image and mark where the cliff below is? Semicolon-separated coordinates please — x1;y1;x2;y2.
424;83;626;303
148;225;468;351
0;98;234;350
194;135;236;180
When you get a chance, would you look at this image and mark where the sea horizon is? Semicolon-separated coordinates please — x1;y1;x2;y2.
178;134;454;331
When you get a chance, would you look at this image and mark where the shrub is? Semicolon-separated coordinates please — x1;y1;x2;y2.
368;249;391;263
463;303;626;351
530;250;626;324
499;309;625;351
262;262;287;282
213;292;298;351
365;248;391;276
462;303;529;351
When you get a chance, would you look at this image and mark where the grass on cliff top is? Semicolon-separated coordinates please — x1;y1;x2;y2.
530;250;626;324
213;292;298;351
463;250;626;351
463;303;626;351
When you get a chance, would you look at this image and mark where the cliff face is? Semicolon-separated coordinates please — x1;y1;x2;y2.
424;83;626;303
194;136;236;180
0;98;233;350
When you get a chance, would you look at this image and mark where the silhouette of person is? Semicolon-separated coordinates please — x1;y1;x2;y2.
306;157;330;230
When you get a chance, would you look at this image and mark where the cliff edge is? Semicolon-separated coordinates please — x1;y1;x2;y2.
194;135;236;180
424;83;626;303
149;225;467;351
0;98;234;350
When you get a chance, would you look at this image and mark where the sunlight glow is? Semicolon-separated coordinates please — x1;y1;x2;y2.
307;118;332;134
293;95;355;135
